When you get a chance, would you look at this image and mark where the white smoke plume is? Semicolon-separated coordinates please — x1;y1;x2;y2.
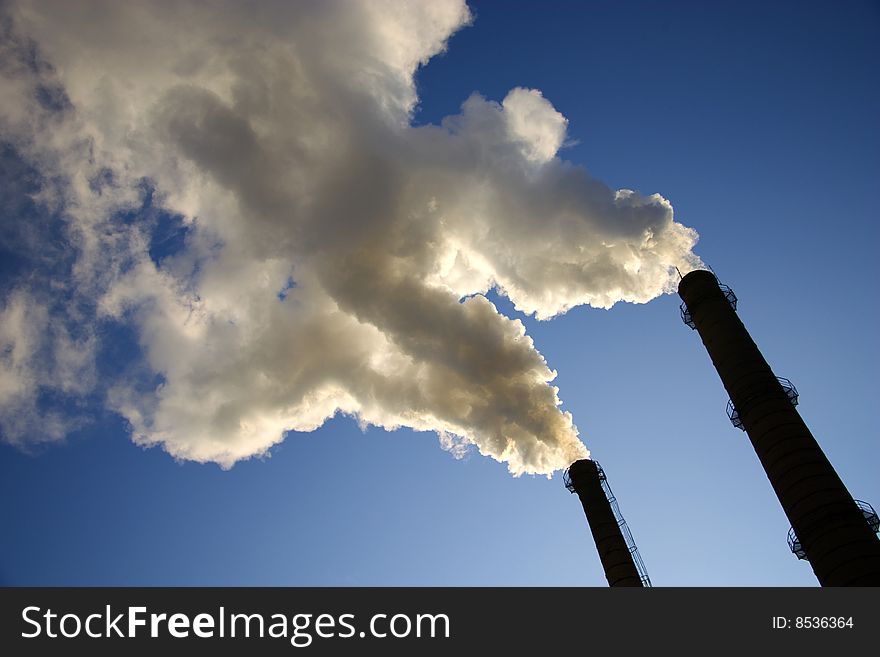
0;0;701;475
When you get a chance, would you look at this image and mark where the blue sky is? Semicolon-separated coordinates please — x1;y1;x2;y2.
1;0;878;586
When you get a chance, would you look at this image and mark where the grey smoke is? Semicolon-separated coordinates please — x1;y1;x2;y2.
0;0;701;475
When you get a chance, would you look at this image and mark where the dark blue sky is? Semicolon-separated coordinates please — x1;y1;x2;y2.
2;0;878;586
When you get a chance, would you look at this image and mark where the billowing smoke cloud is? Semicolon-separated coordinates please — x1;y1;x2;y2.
0;1;701;475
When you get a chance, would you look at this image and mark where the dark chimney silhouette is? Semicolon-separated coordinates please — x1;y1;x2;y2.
678;269;880;586
565;459;650;587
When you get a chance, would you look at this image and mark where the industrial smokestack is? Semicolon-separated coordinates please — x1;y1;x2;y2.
565;459;650;587
678;269;880;586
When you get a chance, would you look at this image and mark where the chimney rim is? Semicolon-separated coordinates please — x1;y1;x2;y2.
678;268;719;298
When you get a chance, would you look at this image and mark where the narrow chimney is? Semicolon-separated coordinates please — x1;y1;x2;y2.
678;269;880;585
565;459;648;587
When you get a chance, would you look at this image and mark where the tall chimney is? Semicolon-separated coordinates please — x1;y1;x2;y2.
565;459;649;587
678;269;880;585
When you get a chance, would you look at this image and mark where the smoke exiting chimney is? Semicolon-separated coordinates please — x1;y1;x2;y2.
678;269;880;586
565;459;650;587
